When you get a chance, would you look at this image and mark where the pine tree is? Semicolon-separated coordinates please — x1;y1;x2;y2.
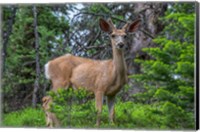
131;3;195;129
2;5;70;112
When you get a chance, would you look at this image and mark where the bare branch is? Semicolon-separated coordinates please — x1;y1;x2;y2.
85;44;108;50
72;11;126;23
139;29;155;39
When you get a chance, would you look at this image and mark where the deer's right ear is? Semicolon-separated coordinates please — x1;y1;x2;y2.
99;18;112;33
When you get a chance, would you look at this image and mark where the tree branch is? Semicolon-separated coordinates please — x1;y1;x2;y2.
73;11;126;23
85;44;108;50
139;29;155;39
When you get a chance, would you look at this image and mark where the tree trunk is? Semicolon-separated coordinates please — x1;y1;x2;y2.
127;3;167;74
124;3;168;100
0;7;2;126
32;5;40;108
2;6;17;72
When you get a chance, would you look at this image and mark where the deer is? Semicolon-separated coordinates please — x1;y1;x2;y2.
44;18;141;127
42;96;60;128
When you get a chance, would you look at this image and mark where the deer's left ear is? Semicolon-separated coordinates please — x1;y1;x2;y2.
123;19;141;33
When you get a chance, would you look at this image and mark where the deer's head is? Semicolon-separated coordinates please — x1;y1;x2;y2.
99;18;141;50
42;96;52;110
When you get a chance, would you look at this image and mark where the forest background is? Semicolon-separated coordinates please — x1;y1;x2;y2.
1;2;196;129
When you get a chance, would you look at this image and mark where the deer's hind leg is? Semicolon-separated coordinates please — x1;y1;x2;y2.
52;77;71;91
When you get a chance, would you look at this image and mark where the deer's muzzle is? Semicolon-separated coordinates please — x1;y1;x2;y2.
117;43;124;49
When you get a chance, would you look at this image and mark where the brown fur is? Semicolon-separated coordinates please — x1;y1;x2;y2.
45;18;141;127
42;96;60;128
47;54;93;91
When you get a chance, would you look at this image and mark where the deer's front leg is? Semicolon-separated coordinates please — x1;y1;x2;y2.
95;91;103;127
107;95;115;123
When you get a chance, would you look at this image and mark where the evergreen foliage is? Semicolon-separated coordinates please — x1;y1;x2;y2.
131;3;195;129
2;3;196;129
3;5;71;112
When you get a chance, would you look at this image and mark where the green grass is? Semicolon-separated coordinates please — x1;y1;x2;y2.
2;107;46;127
2;101;194;129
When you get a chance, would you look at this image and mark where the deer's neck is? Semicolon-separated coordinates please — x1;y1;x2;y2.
112;44;127;76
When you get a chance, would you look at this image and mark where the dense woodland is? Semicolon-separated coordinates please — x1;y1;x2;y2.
1;2;196;129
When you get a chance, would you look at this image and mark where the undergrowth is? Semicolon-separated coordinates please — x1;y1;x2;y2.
2;88;194;129
2;101;194;129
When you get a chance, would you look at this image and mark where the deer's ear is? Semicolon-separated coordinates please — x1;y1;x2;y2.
42;97;47;103
99;18;112;33
126;19;141;33
42;96;51;103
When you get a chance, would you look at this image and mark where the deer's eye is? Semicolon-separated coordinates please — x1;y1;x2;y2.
111;34;116;38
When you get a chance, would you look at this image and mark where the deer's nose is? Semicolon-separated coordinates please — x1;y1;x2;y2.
117;43;124;49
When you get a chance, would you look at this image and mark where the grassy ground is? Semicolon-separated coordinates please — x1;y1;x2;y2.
2;101;194;129
2;107;46;127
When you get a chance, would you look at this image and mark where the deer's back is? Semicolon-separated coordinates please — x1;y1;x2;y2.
47;54;93;80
